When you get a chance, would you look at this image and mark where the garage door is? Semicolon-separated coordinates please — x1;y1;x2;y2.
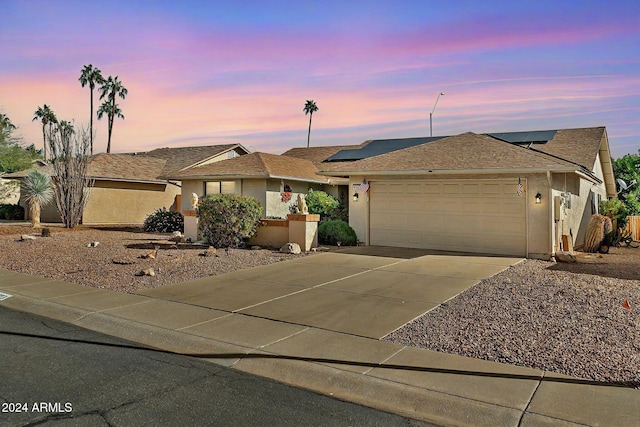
369;179;526;256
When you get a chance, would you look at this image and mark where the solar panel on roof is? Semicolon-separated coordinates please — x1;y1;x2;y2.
325;136;445;162
486;130;557;144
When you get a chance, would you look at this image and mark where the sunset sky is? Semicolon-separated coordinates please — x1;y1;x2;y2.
1;1;638;158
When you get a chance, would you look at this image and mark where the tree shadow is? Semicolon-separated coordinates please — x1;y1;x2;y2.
2;330;637;389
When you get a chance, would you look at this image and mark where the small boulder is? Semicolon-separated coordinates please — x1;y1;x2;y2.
140;249;157;259
250;245;262;250
200;246;217;257
555;251;576;263
87;241;100;248
280;243;301;254
41;228;51;237
20;234;36;241
316;246;331;252
170;231;185;243
136;268;155;277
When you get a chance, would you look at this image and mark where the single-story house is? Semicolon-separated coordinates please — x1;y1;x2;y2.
318;127;616;259
160;152;349;218
8;144;249;224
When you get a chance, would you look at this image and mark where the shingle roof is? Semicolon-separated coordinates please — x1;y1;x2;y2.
162;152;332;183
281;145;361;164
4;154;169;183
143;144;249;175
319;132;580;175
521;127;606;170
88;154;168;182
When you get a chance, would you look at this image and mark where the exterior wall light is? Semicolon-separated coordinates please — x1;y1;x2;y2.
535;192;542;204
353;192;359;202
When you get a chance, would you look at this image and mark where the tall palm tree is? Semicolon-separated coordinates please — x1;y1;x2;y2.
98;76;127;153
303;99;318;148
79;64;105;155
23;169;54;228
32;105;57;161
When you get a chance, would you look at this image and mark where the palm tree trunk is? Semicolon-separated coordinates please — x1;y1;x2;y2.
307;113;313;148
107;114;113;154
90;89;94;155
30;201;41;228
41;125;47;161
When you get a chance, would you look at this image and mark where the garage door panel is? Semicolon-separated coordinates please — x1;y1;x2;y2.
370;180;526;256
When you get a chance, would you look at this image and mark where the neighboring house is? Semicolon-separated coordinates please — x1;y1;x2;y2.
318;127;616;259
161;152;348;218
7;144;249;225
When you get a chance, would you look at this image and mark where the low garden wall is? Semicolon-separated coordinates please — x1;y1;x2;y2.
248;215;320;250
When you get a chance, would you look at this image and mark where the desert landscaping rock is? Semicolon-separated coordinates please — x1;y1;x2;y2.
19;234;36;241
170;231;185;243
384;258;640;389
0;227;309;293
87;241;100;247
136;268;155;277
280;242;301;254
555;251;577;263
41;228;51;237
200;246;217;257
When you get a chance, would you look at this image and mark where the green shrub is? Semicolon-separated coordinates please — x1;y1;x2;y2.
0;204;24;220
318;219;358;246
143;208;184;232
197;194;262;248
600;198;628;227
306;190;339;219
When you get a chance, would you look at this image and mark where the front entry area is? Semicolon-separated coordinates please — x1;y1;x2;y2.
369;179;527;256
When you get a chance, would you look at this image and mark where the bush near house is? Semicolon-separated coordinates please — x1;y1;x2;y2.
318;219;357;246
197;194;262;248
305;189;348;222
143;208;184;233
600;198;628;227
306;190;339;219
0;203;24;220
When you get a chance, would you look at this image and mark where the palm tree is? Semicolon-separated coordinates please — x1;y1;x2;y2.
32;105;57;161
303;99;318;148
79;64;105;155
98;76;127;153
23;169;54;228
57;120;75;141
97;102;124;153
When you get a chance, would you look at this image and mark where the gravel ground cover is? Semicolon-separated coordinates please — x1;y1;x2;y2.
384;254;640;388
0;226;309;293
1;225;638;387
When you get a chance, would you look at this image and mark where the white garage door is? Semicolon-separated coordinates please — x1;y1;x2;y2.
369;179;526;256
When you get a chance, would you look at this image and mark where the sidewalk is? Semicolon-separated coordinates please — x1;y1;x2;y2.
1;267;638;426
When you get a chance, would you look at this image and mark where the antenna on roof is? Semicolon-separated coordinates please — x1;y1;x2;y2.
429;92;445;137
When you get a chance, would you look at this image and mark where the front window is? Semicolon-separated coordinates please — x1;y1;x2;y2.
204;181;236;196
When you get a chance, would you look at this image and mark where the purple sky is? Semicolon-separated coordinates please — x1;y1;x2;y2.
1;1;638;158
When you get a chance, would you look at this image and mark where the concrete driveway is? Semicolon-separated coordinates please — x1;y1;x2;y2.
139;248;522;339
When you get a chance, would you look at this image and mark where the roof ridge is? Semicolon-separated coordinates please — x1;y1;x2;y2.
461;133;580;168
254;152;270;175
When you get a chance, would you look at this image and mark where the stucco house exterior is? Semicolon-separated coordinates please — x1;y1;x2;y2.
8;144;249;224
161;152;348;218
318;127;616;259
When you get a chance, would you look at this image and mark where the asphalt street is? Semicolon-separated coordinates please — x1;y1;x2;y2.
0;306;432;426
